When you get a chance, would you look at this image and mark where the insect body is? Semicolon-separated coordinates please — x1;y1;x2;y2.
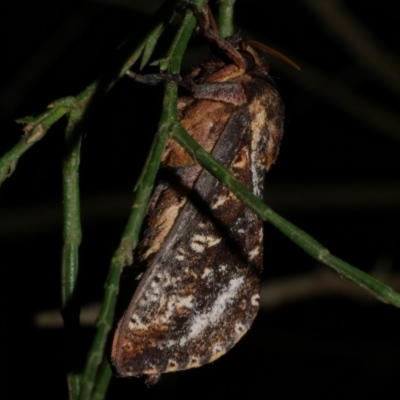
111;3;284;384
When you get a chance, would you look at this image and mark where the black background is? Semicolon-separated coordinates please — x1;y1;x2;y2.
1;0;399;398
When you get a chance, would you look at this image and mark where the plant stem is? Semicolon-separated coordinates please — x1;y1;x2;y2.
79;3;208;398
218;0;236;37
91;360;112;400
0;0;179;187
78;83;176;400
61;110;84;400
170;121;400;308
0;103;72;185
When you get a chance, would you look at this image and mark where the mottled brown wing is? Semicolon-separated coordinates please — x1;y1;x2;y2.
111;68;283;383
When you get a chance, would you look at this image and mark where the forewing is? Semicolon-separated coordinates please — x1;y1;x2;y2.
111;104;270;380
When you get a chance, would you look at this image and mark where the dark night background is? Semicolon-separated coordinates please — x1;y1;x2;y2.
1;1;399;398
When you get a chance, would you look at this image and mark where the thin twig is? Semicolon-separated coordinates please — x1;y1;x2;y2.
77;89;173;400
79;2;206;398
61;110;84;400
170;121;400;308
0;99;75;185
0;0;180;187
218;0;236;38
91;361;113;400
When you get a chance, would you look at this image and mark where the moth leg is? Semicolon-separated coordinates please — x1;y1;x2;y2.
126;70;245;105
180;1;246;70
191;81;246;105
126;70;200;96
126;70;182;86
144;373;161;386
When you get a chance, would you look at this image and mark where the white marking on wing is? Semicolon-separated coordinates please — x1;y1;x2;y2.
176;295;194;309
251;294;260;306
206;235;222;247
248;246;260;261
187;276;245;340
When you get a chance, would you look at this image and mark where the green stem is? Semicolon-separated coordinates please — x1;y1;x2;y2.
78;83;176;400
218;0;236;38
170;121;400;308
79;3;208;396
61;110;83;400
91;361;112;400
0;104;72;185
160;0;206;73
81;6;211;398
0;0;179;187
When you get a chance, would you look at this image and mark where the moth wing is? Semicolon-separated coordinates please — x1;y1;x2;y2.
111;105;268;379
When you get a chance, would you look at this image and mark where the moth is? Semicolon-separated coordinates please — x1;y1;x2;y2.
112;2;292;384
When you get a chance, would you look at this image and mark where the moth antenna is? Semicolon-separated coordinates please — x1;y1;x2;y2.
246;40;301;70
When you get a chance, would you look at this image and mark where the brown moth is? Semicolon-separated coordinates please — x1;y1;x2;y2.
111;2;288;384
